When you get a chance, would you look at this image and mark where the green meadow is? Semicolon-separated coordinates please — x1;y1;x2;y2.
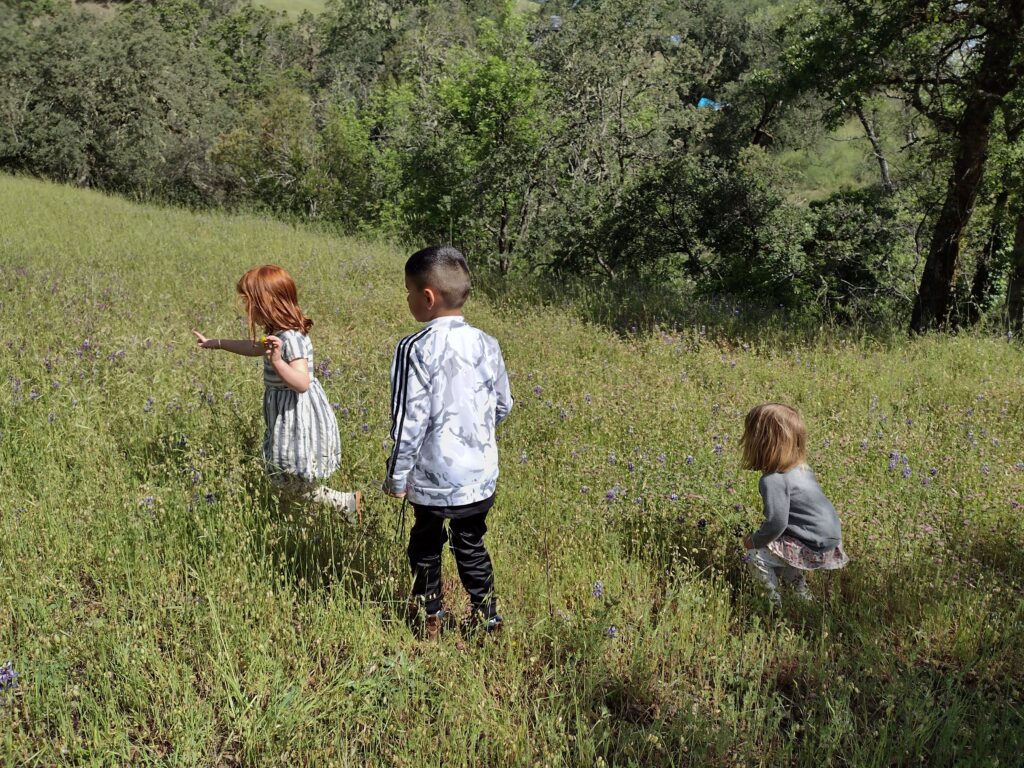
1;174;1022;765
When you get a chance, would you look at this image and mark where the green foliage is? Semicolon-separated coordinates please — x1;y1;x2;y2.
0;6;235;202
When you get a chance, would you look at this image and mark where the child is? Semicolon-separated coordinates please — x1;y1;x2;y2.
192;265;360;522
740;403;848;606
382;245;513;640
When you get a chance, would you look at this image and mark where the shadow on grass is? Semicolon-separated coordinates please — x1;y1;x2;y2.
248;483;412;613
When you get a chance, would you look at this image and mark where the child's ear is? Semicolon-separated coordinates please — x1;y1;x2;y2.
424;287;437;309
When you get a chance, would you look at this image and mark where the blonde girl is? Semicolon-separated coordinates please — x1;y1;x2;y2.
740;404;847;605
192;265;360;521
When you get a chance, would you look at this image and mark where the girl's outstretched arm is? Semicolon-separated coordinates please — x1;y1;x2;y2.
192;330;264;357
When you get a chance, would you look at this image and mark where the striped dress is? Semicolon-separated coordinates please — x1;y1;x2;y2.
262;330;341;483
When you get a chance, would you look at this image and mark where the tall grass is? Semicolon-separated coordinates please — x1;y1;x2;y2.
1;175;1022;766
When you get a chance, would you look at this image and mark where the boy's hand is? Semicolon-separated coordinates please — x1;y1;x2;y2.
743;533;755;550
263;334;283;363
381;483;406;499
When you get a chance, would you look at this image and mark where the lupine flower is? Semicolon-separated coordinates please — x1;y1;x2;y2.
533;385;543;395
902;466;912;479
605;487;619;501
627;462;635;473
741;552;752;562
608;452;617;466
141;496;155;509
669;493;679;502
860;439;868;450
81;339;91;350
822;439;831;448
1015;462;1024;472
606;626;619;639
981;464;990;476
0;662;17;693
361;423;370;434
559;408;567;420
713;444;723;456
592;580;604;598
204;493;216;504
888;452;899;471
584;393;592;403
685;455;695;465
144;397;154;412
697;518;707;529
657;453;666;464
331;402;340;411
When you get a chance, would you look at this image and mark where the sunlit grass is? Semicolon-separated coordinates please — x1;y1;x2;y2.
1;175;1022;765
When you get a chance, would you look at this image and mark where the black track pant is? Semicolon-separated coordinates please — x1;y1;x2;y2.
407;494;497;619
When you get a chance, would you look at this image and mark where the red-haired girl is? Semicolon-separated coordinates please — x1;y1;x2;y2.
193;265;360;521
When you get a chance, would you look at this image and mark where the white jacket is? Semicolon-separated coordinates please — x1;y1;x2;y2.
384;315;513;506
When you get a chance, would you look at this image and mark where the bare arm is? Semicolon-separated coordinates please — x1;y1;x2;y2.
192;330;264;357
264;334;310;394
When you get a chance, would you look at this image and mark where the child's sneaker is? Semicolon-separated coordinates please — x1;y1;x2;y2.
484;614;504;634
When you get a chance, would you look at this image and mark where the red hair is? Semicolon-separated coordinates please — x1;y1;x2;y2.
236;265;313;338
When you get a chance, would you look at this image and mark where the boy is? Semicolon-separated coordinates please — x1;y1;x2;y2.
383;245;513;640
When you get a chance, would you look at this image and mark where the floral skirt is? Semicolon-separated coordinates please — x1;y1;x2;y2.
767;535;849;571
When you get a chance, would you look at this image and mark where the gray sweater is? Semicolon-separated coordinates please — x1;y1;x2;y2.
751;466;842;552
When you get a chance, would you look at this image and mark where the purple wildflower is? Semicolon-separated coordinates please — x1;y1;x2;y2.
657;453;666;464
533;385;543;396
902;466;912;479
361;423;370;434
860;439;868;450
141;496;155;509
685;455;695;465
144;397;154;412
584;393;592;404
981;464;990;476
204;493;216;504
697;518;707;529
592;580;604;598
606;487;619;502
606;626;619;639
81;339;91;350
0;662;17;692
608;452;617;466
888;451;899;471
713;444;723;456
627;462;635;473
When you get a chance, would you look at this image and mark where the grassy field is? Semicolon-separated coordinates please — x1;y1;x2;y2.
1;174;1023;766
253;0;328;15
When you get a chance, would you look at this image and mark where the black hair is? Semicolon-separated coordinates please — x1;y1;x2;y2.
404;245;472;308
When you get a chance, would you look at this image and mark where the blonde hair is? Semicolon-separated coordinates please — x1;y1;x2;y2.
740;403;807;474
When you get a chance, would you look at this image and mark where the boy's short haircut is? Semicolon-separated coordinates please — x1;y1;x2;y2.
405;245;472;309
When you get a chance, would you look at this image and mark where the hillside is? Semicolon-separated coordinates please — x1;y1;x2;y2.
1;175;1022;765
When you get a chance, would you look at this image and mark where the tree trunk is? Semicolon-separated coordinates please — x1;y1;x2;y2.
1007;211;1024;333
854;100;895;194
964;185;1009;326
909;12;1022;333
